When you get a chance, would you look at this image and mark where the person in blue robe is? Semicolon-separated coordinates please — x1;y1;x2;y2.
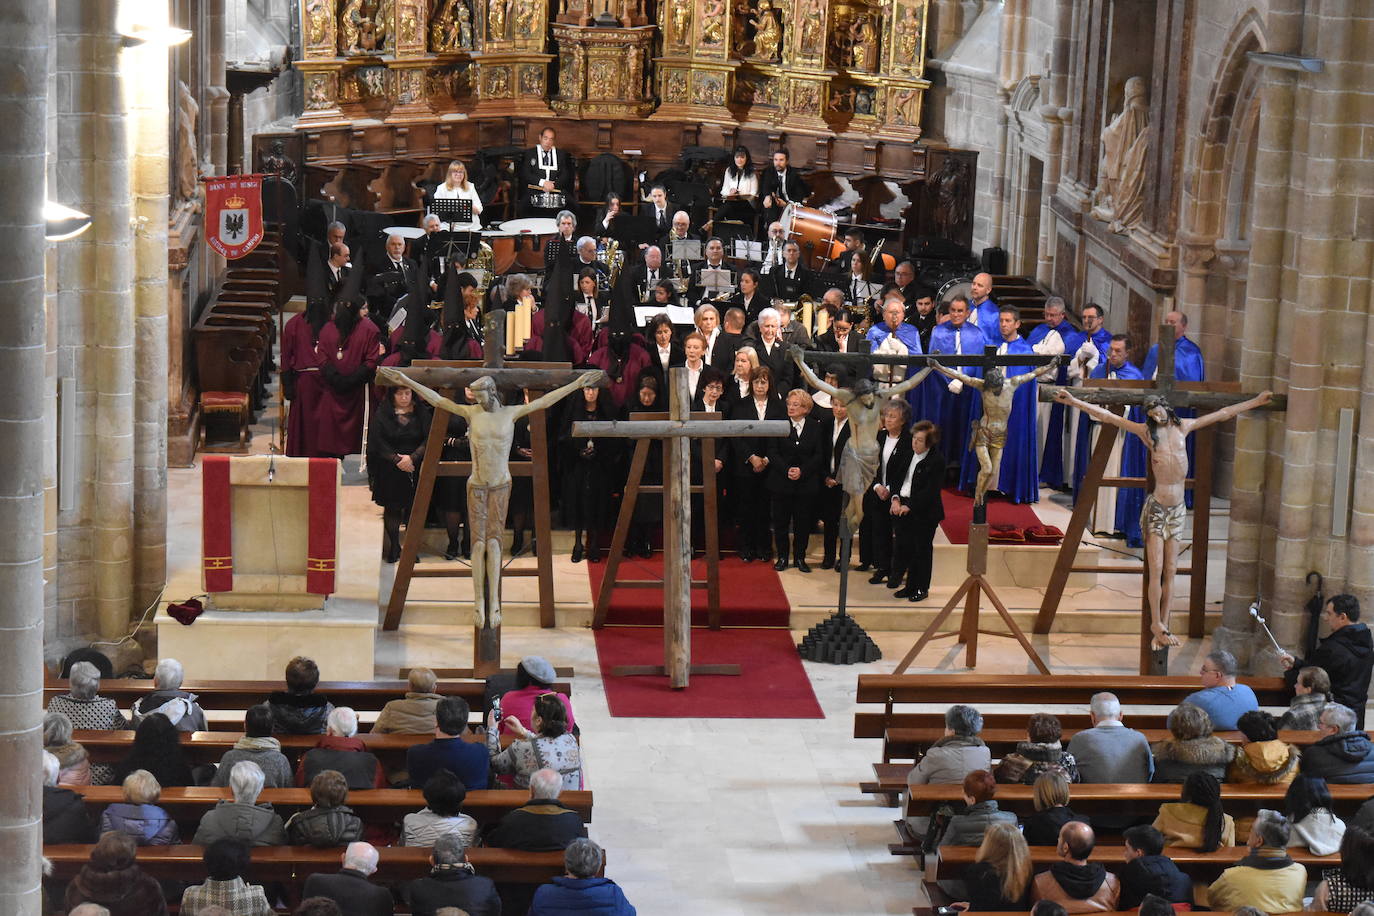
966;272;1000;343
1028;298;1086;489
1142;311;1205;508
1071;334;1146;544
924;296;986;479
957;305;1041;503
1079;303;1112;364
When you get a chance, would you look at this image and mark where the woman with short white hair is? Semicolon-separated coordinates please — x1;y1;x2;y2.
192;761;288;847
44;710;97;785
47;661;128;731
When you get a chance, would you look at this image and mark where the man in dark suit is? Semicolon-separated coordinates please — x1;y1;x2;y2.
622;245;665;301
301;842;396;916
712;306;746;372
688;237;733;304
518;126;575;216
364;233;418;334
766;389;826;572
817;398;852;569
758;148;809;226
767;240;811;303
815;307;870;355
642;183;673;242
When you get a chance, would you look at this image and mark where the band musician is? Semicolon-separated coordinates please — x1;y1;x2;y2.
518;126;575;217
758;149;809;225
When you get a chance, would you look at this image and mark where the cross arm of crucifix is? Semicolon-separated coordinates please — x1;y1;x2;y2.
1009;355;1063;388
1180;389;1274;434
930;359;980;389
377;365;480;419
1053;387;1147;441
516;369;606;418
791;346;840;398
886;365;935;397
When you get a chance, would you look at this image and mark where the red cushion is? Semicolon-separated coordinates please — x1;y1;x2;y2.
988;524;1025;543
1024;525;1064;544
201;391;249;412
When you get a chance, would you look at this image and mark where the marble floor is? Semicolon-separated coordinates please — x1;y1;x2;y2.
164;415;1226;915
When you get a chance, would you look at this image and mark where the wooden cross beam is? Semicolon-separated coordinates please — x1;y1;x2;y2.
1033;324;1287;674
572;367;791;688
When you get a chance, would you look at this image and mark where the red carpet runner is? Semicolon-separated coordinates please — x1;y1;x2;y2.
938;486;1050;545
593;627;824;718
586;554;791;627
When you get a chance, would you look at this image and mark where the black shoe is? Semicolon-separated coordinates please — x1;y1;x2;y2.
571;543;584;563
511;535;526;556
638;545;653;559
445;540;461;561
588;548;602;564
868;572;886;585
773;558;788;571
909;590;928;602
820;556;835;570
894;586;915;599
886;577;903;590
856;562;872;572
795;559;811;573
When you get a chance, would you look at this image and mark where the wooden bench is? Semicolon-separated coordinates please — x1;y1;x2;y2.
934;843;1337;880
75;728;436;768
69;785;592;827
879;726;1329;763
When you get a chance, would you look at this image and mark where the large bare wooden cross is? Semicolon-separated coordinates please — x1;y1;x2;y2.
571;367;790;688
376;308;599;676
1033;324;1287;674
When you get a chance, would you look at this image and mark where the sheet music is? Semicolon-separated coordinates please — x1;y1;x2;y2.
388;302;408;334
733;239;763;260
634;305;697;325
670;239;703;261
699;267;733;295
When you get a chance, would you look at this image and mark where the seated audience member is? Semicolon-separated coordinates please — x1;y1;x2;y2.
484;767;588;850
1030;821;1120;913
1136;895;1175;916
402;768;478;848
1313;825;1374;913
1182;649;1259;730
996;713;1080;785
373;667;444;734
1023;770;1090;846
1031;902;1068;916
44;711;91;785
1117;825;1193;909
212;703;293;788
529;838;636;916
941;769;1018;848
489;693;582;791
67;905;115;916
294;899;345;916
111;711;194;788
296;706;385;789
1302;702;1374;783
47;660;128;733
63;831;168;916
1206;809;1306;913
404;833;502;916
1228;709;1299;784
302;842;396;916
951;822;1032;912
1281;665;1333;730
286;769;364;847
1152;771;1234;851
131;657;208;732
42;750;95;844
1280;593;1373;729
193;760;288;847
99;768;179;846
407;695;489;791
179;838;274;916
1286;775;1346;855
906;704;991;836
270;656;334;735
1150;703;1235;783
498;655;576;737
1066;691;1153;784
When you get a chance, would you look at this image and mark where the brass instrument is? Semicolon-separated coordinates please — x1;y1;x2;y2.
604;238;622;290
869;238;886;269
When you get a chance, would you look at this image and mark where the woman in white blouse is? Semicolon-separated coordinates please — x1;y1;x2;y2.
859;399;912;583
889;420;946;601
726;346;758;410
431;160;483;230
717;146;759;224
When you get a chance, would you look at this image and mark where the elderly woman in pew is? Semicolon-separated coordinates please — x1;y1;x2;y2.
44;711;92;786
489;692;583;791
286;769;364;847
1152;771;1234;851
193;760;288;847
1023;770;1090;846
1149;702;1235;783
995;713;1080;785
64;831;169;916
1228;709;1299;785
905;704;991;838
946;821;1032;912
1286;775;1347;855
179;838;274;916
99;768;180;846
1312;824;1374;912
47;660;128;732
211;703;293;789
111;712;194;789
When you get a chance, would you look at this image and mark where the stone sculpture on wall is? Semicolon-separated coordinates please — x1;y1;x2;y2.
849;13;877;70
1092;75;1150;234
176;81;201;205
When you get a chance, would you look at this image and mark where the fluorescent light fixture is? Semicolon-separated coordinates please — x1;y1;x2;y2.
120;25;193;48
1246;51;1324;73
44;201;93;241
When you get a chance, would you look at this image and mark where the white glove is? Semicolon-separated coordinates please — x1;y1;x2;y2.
1075;339;1097;362
947;379;963;394
1033;333;1065;357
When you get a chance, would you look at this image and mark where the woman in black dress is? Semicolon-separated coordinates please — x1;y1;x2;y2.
859;399;912;582
560;382;619;563
111;714;194;788
889;419;946;601
367;384;431;563
625;376;663;559
727;365;785;562
643;313;685;409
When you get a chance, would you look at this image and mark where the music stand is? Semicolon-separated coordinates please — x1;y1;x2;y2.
698;267;733;299
670;239;703;262
431;197;474;228
544;238;575;267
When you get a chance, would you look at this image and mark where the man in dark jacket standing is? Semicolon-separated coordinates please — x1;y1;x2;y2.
303;842;395;916
1300;702;1374;783
1117;825;1192;909
404;834;501;916
485;768;588;850
1282;594;1373;728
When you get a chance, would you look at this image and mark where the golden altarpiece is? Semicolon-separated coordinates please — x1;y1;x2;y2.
295;0;929;137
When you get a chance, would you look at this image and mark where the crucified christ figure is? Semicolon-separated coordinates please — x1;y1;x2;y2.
931;356;1062;508
792;347;931;534
378;367;603;634
1054;387;1273;649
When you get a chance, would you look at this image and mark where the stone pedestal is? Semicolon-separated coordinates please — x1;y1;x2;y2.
551;24;655;118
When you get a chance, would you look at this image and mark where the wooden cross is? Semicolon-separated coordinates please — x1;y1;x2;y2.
571;367;791;688
376;309;600;675
1032;324;1287;674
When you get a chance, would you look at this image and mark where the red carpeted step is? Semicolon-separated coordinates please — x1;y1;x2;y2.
937;487;1053;545
586;554;791;627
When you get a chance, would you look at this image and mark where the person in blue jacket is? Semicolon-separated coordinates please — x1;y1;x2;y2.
529;838;637;915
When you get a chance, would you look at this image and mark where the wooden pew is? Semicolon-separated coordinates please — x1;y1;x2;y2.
879;726;1329;763
933;844;1337;881
69;785;593;827
856;674;1290;709
44;843;576;885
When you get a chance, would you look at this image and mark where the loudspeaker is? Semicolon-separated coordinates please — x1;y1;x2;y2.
980;246;1008;275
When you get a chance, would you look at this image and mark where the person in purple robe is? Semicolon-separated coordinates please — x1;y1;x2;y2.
313;298;381;459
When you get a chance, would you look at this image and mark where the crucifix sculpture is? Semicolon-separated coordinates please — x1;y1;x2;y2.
1034;324;1287;673
375;309;605;674
571;367;790;688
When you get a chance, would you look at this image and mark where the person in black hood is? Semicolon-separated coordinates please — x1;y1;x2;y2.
1117;824;1193;909
1030;821;1121;911
1283;594;1373;728
268;656;334;735
1301;702;1374;783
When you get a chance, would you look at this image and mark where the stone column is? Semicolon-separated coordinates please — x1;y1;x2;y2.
0;0;51;911
126;2;171;615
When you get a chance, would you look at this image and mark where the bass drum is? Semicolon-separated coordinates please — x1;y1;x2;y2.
781;204;837;270
482;229;520;275
937;276;973;307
